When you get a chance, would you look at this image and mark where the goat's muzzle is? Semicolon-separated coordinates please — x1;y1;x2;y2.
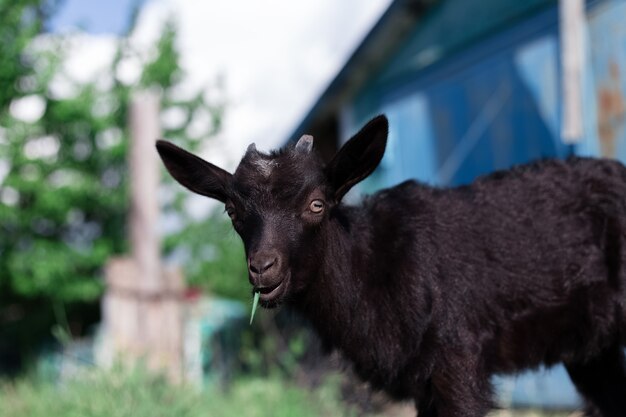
248;250;287;306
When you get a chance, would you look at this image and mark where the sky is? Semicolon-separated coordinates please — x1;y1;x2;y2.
47;0;393;170
48;0;143;34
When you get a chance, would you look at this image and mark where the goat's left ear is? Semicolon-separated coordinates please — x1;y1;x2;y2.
326;115;388;201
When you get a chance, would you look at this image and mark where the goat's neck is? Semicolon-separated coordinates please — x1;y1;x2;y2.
296;205;379;346
291;195;436;390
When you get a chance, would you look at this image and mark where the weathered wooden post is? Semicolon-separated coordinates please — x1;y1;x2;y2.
129;90;162;297
99;90;184;382
560;0;585;143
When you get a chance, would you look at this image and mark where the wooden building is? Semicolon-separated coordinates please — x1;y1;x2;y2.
287;0;626;409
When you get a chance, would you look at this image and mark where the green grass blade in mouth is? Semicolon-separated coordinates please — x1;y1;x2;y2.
250;291;260;325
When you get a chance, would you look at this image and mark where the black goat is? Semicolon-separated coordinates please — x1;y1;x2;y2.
156;115;626;417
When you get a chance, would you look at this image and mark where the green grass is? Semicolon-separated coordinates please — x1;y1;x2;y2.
0;368;362;417
0;367;581;417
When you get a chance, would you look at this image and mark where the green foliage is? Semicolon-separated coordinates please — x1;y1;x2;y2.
236;310;313;379
140;21;181;90
164;213;249;301
0;368;363;417
0;2;231;360
0;0;49;110
0;16;224;303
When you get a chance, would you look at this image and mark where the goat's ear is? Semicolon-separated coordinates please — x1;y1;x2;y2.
156;140;232;203
326;115;388;201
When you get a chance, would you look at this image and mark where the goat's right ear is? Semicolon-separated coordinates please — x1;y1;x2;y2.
156;140;232;203
326;115;388;201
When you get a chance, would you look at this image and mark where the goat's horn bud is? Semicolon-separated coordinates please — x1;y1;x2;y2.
295;135;314;153
246;143;257;153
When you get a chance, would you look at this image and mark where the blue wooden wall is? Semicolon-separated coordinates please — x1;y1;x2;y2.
340;0;626;409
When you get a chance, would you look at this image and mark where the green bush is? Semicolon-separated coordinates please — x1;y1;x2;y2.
164;213;249;302
0;0;226;362
0;367;363;417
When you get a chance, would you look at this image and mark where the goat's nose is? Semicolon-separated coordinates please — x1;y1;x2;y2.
248;255;277;275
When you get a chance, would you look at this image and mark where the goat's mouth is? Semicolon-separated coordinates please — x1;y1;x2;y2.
253;280;286;308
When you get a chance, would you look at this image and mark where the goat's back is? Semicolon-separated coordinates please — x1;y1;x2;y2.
364;157;626;374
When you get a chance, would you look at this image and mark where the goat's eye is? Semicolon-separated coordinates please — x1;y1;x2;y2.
309;199;324;214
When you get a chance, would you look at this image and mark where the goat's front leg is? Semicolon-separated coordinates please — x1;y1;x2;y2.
428;355;493;417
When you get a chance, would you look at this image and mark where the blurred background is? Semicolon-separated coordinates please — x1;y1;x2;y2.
0;0;624;416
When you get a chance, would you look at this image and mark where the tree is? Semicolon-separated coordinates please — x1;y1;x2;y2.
0;3;233;368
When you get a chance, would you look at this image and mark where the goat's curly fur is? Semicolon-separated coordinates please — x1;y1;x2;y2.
297;157;626;416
